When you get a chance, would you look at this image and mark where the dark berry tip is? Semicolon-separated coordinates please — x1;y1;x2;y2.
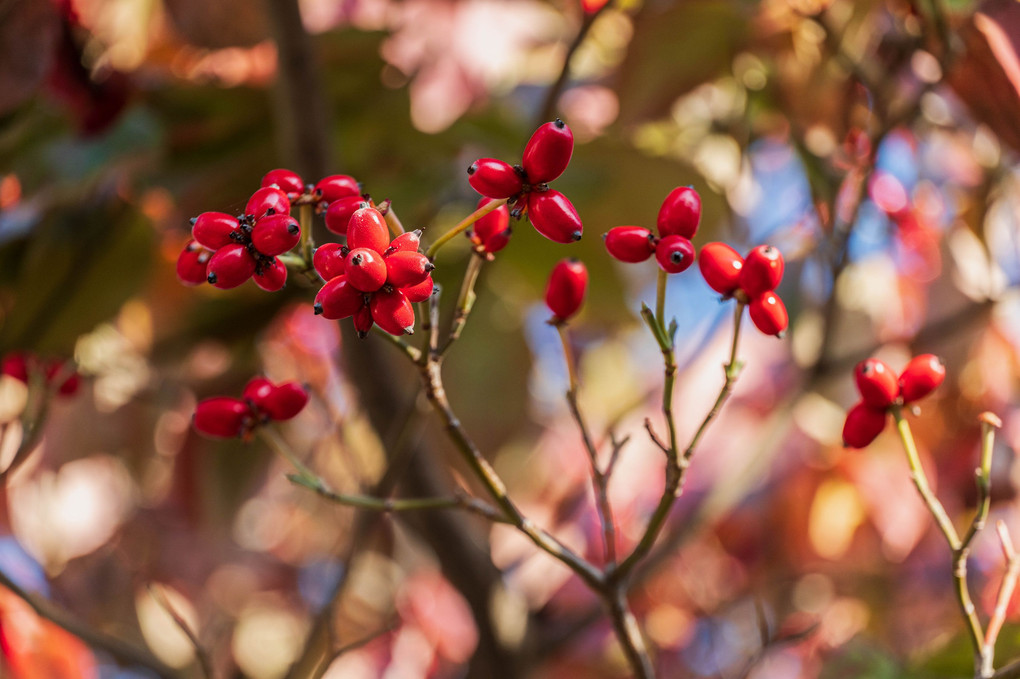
553;118;565;128
351;254;363;265
601;232;608;240
424;262;436;272
571;231;582;241
467;163;477;175
313;303;323;315
357;330;368;339
776;330;787;339
207;273;217;284
266;208;276;216
189;217;197;225
403;326;415;335
671;252;684;264
412;229;423;237
287;223;300;235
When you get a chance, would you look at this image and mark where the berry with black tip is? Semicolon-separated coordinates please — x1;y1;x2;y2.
522;119;574;184
748;291;788;337
654;235;695;274
370;288;415;335
545;259;588;322
528;190;583;244
898;354;946;403
657;186;701;239
206;244;256;289
251;214;300;256
739;245;784;297
854;359;898;408
467;158;524;199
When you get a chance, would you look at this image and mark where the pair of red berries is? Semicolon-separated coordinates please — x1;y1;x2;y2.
842;354;946;448
603;186;702;274
545;259;588;323
468;119;583;244
262;168;367;236
1;353;80;397
193;377;309;439
312;206;435;337
698;243;789;337
177;183;300;291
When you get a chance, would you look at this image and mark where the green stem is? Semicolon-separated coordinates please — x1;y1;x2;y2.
382;201;406;237
425;198;507;260
440;254;484;356
299;203;315;266
655;269;667;332
557;323;578;395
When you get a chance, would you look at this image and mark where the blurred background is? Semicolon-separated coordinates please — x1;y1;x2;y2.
0;0;1019;676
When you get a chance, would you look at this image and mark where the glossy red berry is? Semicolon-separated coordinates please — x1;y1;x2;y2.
245;186;291;220
242;376;273;405
698;243;743;295
402;276;434;303
251;214;300;256
347;207;391;254
654;235;695;274
522;119;573;184
842;401;887;448
603;226;655;263
47;362;80;397
194;397;251;439
324;196;365;235
472;198;511;253
898;354;946;403
314;277;366;319
467;158;524;199
748;291;788;337
261;169;304;199
177;242;212;286
854;359;898;408
739;245;784;297
206;244;256;289
344;248;388;292
385;251;434;288
385;230;422;255
657;186;701;239
353;305;374;338
370;288;415;336
528;190;582;244
315;175;360;204
545;258;587;322
191;212;240;250
254;257;287;292
255;381;308;421
313;243;347;280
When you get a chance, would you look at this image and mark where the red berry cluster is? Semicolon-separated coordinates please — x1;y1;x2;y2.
466;198;512;256
604;186;702;274
193;377;309;439
312;206;435;337
545;259;588;323
698;243;789;337
842;354;946;448
468;119;583;244
1;353;80;397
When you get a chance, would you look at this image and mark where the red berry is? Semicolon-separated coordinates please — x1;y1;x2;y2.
522;119;573;184
698;242;743;295
324;196;365;235
254;257;288;292
748;291;788;337
370;288;415;336
242;376;273;405
842;401;887;448
51;365;80;396
177;242;212;286
191;212;240;250
898;354;946;403
402;276;434;303
604;226;655;263
246;186;291;220
194;397;252;439
655;235;695;274
657;186;701;239
545;258;587;322
256;381;308;421
251;214;300;256
206;244;256;289
467;158;523;199
344;248;388;292
313;243;347;280
385;230;422;255
739;245;784;297
527;190;582;244
385;251;434;288
261;169;304;199
347;206;390;254
315;175;360;203
353;305;374;338
854;359;898;408
472;198;511;253
314;277;366;319
2;353;29;383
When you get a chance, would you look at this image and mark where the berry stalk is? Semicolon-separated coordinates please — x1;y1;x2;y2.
440;254;485;356
426;198;508;260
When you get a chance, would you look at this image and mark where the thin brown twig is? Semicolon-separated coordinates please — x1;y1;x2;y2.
985;521;1020;678
147;584;214;679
